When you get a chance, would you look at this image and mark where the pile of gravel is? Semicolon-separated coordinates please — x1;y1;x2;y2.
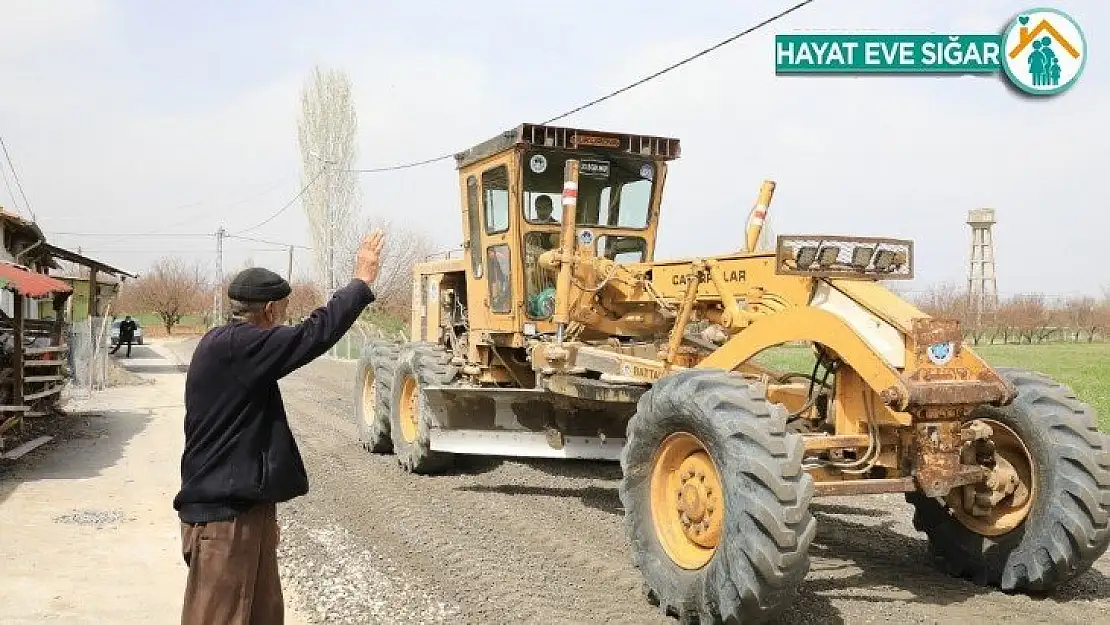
53;508;132;527
277;512;460;624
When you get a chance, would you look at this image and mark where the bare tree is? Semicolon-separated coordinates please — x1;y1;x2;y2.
333;216;436;320
298;66;361;302
1064;295;1099;342
286;280;323;323
127;256;207;334
910;282;997;345
1097;287;1110;342
1003;293;1053;344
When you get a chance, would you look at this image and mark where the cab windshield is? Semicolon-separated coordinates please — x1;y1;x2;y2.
521;149;655;229
520;148;656;320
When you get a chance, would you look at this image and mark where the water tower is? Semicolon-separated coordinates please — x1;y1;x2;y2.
966;208;999;322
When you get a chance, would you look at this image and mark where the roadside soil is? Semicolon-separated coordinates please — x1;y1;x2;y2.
157;339;1110;625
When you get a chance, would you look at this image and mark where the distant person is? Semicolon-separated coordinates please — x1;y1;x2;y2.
173;230;385;625
110;315;138;358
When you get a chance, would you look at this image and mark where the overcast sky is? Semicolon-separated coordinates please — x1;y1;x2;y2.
0;0;1105;297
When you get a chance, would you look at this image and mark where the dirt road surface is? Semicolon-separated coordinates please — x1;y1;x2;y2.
4;337;1105;624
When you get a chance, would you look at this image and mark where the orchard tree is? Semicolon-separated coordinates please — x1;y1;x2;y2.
286;280;323;323
128;256;208;335
335;217;435;320
1064;295;1099;342
1004;293;1053;344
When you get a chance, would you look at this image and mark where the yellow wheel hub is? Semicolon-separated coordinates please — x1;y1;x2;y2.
360;369;376;427
948;418;1037;537
398;375;420;444
650;432;724;570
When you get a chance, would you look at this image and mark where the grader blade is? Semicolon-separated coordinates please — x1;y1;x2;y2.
420;385;630;460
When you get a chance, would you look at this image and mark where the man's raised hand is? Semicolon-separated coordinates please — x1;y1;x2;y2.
355;230;386;286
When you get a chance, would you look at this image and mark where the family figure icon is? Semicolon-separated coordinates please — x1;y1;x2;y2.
1028;37;1062;86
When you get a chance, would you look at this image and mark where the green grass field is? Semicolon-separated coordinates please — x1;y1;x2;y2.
754;342;1110;431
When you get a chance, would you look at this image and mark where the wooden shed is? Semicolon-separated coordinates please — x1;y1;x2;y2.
0;262;73;436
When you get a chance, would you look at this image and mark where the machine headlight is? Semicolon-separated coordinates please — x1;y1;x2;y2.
795;246;818;268
817;246;840;266
851;246;875;269
873;249;896;271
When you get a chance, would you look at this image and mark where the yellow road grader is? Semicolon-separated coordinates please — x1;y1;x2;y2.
354;123;1110;624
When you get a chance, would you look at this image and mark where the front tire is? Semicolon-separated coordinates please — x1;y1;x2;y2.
907;367;1110;592
619;369;816;624
354;339;401;453
389;343;456;474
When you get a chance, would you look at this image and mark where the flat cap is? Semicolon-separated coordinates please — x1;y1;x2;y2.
228;267;292;303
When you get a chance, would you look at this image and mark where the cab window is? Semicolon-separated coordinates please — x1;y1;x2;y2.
597;235;647;263
466;176;483;277
522;150;653;230
483;166;510;234
486;244;512;313
524;231;560;319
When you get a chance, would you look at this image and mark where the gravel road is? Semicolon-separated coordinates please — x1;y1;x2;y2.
165;340;1110;625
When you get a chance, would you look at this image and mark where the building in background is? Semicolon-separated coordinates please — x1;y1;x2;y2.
45;248;135;322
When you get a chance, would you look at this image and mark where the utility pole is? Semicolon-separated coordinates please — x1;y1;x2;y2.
214;227;226;326
287;245;294;282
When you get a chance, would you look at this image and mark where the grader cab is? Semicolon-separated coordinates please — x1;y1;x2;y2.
354;123;1110;624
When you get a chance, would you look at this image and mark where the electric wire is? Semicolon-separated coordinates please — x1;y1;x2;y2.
541;0;816;124
0;136;36;221
345;0;818;174
231;170;325;236
226;233;311;250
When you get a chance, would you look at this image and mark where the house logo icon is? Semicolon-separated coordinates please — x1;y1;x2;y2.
1001;8;1087;95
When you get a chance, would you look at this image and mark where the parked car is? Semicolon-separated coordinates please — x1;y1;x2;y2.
110;319;144;345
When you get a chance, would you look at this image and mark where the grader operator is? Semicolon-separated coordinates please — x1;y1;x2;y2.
354;123;1110;624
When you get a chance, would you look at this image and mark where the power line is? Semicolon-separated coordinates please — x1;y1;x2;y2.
48;231;213;237
75;247;285;253
342;0;817;175
232;170;325;235
133;174;296;236
347;152;456;174
0;153;20;213
0;136;36;221
542;0;817;124
226;233;310;250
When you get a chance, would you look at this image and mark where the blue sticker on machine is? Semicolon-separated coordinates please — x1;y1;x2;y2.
927;341;955;366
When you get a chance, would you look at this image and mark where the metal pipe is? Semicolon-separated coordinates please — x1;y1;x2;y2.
743;180;777;253
552;159;581;345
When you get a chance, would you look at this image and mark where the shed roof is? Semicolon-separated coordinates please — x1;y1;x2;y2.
42;244;137;278
0;262;74;297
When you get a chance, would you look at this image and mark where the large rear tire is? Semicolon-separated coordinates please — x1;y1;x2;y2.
619;369;816;624
389;342;456;474
354;339;401;453
907;367;1110;592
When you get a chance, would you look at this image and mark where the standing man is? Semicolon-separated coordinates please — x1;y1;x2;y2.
110;315;138;358
173;231;385;625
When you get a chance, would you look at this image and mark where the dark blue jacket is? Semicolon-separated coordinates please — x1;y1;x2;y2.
173;279;374;523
